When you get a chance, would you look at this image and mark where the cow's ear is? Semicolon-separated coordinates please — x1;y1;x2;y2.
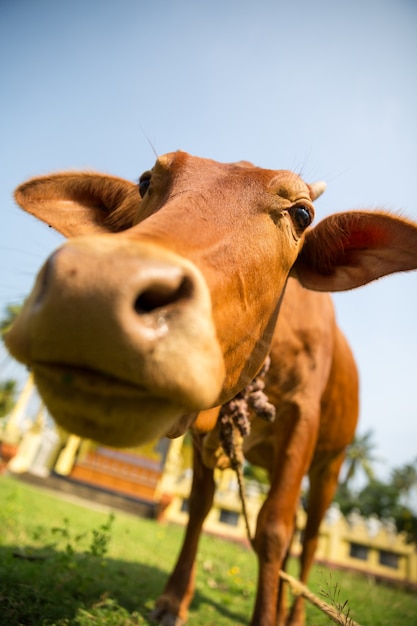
14;172;139;237
293;211;417;291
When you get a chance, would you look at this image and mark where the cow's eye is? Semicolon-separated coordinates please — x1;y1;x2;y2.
290;205;312;233
138;173;151;198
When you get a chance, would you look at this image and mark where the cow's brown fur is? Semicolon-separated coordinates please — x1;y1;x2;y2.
6;151;417;626
153;281;358;626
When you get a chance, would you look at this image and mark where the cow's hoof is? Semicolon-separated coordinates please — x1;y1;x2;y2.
149;605;186;626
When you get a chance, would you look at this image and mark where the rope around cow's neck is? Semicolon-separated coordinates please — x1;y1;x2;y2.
218;355;275;547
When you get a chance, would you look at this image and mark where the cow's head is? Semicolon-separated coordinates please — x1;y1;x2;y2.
6;152;417;445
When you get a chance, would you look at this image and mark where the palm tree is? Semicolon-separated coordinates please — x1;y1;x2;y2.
341;429;378;489
391;459;417;506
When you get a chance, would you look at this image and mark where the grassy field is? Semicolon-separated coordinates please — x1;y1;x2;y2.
0;474;416;625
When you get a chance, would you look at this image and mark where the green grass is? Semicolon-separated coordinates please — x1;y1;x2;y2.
0;475;416;625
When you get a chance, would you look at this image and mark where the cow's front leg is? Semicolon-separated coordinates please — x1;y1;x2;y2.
250;491;296;626
249;408;318;626
151;433;215;625
288;449;346;626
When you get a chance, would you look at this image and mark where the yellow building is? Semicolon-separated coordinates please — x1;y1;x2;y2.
3;416;417;587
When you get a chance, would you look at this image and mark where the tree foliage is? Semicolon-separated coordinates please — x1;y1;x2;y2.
357;479;400;518
0;303;22;338
0;379;17;417
334;448;417;545
0;304;22;418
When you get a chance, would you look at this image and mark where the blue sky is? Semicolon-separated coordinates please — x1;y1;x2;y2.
1;0;416;477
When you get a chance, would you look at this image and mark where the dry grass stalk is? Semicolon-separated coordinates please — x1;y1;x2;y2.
279;570;361;626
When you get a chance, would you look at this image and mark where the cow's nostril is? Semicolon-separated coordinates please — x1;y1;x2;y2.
134;276;194;314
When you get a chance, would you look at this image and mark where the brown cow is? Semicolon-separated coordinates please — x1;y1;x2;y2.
152;279;359;626
5;151;417;625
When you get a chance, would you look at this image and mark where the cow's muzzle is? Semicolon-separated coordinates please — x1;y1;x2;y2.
5;235;226;446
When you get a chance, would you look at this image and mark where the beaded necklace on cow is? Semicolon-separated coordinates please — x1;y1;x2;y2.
218;355;275;547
